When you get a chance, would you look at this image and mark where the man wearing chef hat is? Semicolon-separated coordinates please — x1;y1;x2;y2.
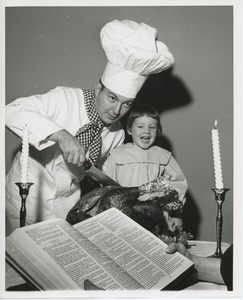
5;19;174;234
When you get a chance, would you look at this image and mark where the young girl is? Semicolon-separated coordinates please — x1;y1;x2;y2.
105;104;188;231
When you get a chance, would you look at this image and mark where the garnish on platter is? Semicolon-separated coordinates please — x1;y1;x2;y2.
158;228;193;246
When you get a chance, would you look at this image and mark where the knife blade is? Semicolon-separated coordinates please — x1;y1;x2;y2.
83;161;120;186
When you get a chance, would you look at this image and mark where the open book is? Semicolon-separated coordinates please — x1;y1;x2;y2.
6;208;194;291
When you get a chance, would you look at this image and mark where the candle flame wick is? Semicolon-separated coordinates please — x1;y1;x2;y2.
214;119;217;129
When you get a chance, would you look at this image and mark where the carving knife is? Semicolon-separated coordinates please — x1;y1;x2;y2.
83;161;120;186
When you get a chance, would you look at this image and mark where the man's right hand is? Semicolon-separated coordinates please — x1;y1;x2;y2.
48;129;86;166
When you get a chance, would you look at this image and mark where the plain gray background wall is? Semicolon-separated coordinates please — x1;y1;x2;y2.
5;6;234;243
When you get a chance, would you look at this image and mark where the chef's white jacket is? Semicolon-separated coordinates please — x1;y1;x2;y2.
5;86;124;233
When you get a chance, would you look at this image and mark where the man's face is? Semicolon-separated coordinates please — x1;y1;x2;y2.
95;85;135;125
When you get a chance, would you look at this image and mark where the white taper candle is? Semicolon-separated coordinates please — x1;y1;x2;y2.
21;124;29;182
211;120;224;189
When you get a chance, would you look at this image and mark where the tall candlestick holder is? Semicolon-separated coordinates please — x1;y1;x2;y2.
209;187;230;258
15;182;33;227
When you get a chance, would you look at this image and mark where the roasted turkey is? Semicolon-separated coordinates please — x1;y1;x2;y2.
66;178;182;236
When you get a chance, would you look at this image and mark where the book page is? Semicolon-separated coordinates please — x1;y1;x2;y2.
74;208;194;290
6;218;142;290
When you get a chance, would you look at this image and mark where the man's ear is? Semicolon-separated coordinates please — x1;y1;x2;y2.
94;82;101;97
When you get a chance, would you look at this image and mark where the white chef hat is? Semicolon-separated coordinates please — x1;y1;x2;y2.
100;19;175;98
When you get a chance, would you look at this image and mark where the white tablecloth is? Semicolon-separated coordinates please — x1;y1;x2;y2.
182;240;230;290
187;240;230;257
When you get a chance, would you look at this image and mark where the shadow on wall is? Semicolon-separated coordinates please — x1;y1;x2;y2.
121;67;192;128
121;67;201;238
135;67;192;111
156;136;201;239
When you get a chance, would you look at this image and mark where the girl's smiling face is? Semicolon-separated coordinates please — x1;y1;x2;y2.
128;115;159;149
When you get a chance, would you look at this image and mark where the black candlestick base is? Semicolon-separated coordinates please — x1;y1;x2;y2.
15;182;34;227
208;187;230;258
